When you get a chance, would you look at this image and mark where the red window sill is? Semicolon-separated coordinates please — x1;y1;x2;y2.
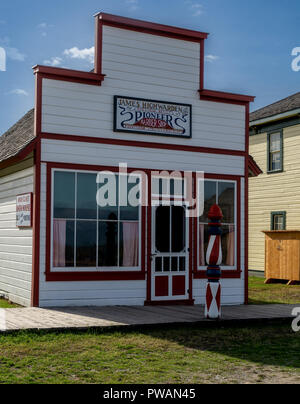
45;271;146;282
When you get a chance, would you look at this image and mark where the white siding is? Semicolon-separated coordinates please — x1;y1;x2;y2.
41;25;246;152
193;278;245;306
41;139;245;176
0;167;34;306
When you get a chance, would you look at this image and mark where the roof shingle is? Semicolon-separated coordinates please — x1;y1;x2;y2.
0;109;35;163
250;92;300;122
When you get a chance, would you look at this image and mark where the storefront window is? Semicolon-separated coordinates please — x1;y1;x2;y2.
52;170;141;270
198;180;236;268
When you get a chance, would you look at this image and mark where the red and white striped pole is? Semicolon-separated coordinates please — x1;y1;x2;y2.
205;204;223;319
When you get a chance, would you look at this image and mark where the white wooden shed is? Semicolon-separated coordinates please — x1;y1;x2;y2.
0;13;260;307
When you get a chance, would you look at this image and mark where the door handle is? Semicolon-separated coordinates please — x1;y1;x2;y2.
150;254;157;261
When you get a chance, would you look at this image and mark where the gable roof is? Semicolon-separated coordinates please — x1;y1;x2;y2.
250;92;300;123
0;109;35;163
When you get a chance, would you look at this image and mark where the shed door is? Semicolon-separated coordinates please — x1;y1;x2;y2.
151;205;189;301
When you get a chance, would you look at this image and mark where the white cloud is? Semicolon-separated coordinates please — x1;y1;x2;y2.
191;3;204;16
205;54;219;63
37;22;54;37
126;0;139;11
8;89;29;96
5;47;26;62
63;46;94;64
184;1;204;17
43;56;63;67
37;22;54;29
0;38;25;62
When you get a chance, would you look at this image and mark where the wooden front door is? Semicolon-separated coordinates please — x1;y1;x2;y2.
151;205;189;301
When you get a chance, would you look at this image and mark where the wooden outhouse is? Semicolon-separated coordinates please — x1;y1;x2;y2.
264;230;300;284
0;13;259;307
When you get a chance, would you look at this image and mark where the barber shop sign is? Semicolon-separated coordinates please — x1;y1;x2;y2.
114;96;192;138
16;193;33;228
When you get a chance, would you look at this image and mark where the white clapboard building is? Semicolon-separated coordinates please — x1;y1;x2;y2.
0;13;260;307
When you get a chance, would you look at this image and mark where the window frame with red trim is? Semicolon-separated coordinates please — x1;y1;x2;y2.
45;162;147;282
194;174;242;279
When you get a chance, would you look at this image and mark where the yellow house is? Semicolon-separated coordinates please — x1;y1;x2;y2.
249;92;300;273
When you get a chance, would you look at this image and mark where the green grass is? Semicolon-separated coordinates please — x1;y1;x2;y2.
0;299;19;309
0;278;299;384
249;276;300;305
0;324;299;384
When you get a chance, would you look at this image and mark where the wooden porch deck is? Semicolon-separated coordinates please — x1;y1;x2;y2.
0;304;298;333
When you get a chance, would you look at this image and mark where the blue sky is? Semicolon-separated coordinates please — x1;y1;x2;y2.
0;0;299;135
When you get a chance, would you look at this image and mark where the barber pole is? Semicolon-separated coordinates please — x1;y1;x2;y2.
205;204;223;319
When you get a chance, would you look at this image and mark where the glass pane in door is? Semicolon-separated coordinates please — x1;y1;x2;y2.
171;206;185;252
155;206;170;252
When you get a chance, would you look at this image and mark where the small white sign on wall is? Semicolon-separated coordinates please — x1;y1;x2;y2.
114;96;192;138
16;193;33;228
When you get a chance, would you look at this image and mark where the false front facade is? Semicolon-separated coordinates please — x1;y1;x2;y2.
0;13;257;307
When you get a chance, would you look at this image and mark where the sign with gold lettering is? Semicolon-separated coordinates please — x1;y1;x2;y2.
16;193;33;228
114;96;192;138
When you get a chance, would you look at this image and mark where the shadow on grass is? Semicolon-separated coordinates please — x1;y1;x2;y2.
140;322;300;371
2;321;299;372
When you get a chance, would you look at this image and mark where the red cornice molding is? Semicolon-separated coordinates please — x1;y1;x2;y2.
31;140;41;307
199;89;255;106
248;155;263;177
96;12;209;42
33;65;105;86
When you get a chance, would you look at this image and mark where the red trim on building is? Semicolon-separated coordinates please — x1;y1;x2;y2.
46;272;146;282
33;65;105;87
34;72;42;136
199;89;255;107
94;15;103;76
199;39;205;91
96;12;209;42
244;104;250;304
146;172;152;302
45;162;147;282
31;140;41;307
193;173;242;280
248;155;263;177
